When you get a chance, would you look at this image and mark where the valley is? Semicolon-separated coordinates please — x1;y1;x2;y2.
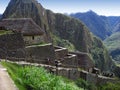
71;11;120;62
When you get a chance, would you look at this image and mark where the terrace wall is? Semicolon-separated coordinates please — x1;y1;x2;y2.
0;33;25;59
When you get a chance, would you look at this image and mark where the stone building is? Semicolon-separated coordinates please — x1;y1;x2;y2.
0;18;44;45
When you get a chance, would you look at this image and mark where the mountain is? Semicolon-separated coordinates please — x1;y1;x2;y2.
70;11;112;40
2;0;114;71
71;11;120;62
107;16;120;33
104;32;120;61
2;0;50;42
70;11;120;40
104;16;120;61
0;14;2;19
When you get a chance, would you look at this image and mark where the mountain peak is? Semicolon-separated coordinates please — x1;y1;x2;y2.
86;10;97;15
11;0;37;3
2;0;44;19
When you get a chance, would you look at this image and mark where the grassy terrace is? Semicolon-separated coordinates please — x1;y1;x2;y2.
1;61;83;90
0;30;13;35
26;43;52;48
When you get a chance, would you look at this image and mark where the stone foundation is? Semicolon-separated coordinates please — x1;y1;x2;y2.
26;43;55;64
0;33;25;59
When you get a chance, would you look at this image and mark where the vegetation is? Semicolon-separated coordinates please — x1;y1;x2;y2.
27;42;51;47
98;82;120;90
0;30;13;35
52;34;76;51
76;78;120;90
1;61;83;90
1;60;120;90
76;78;97;90
104;32;120;61
1;61;26;90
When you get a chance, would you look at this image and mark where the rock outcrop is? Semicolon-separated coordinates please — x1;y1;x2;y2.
2;0;114;71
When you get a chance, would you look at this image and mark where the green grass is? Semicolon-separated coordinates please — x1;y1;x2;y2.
76;78;120;90
104;32;120;52
1;61;83;90
98;82;120;90
1;61;120;90
1;61;26;90
0;30;13;35
75;78;97;90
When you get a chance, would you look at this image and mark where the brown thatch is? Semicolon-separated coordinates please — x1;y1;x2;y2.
0;18;44;36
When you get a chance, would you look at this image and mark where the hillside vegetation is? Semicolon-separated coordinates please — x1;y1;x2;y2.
71;10;120;65
104;32;120;61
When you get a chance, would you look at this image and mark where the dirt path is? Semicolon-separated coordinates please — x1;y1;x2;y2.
0;64;18;90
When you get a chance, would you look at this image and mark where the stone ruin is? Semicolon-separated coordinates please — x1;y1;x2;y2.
0;32;116;85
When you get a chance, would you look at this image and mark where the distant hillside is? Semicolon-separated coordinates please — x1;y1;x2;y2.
0;14;2;19
71;11;112;40
2;0;114;71
71;11;120;62
104;32;120;61
107;16;120;33
71;11;120;40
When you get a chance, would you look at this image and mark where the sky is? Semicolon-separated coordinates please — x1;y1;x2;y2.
0;0;120;16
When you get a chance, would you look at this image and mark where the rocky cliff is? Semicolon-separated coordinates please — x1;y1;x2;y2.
2;0;114;71
2;0;50;42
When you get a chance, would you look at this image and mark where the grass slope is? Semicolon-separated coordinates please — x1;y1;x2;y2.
1;61;83;90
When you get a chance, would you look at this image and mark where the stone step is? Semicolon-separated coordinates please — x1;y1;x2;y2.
54;46;68;59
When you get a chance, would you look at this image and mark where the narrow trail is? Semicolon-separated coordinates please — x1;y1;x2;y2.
0;64;18;90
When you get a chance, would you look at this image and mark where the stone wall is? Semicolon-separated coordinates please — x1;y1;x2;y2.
70;52;94;71
44;65;116;84
80;71;115;85
0;33;25;59
54;46;68;59
62;54;78;68
26;43;55;64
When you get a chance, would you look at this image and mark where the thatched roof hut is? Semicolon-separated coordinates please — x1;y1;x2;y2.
0;18;44;36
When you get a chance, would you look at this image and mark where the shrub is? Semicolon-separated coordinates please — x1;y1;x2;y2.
75;78;97;90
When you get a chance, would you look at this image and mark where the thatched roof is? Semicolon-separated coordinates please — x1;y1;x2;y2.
0;18;44;36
